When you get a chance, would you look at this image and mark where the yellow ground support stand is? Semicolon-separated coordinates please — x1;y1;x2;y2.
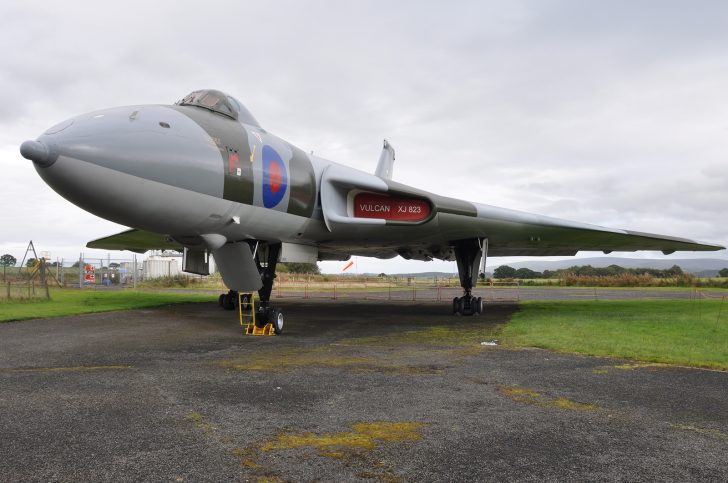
239;292;277;336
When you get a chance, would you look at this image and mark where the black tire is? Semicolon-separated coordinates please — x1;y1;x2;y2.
271;308;284;334
474;297;483;315
456;297;465;316
452;297;460;314
222;292;235;310
255;307;268;328
218;294;225;307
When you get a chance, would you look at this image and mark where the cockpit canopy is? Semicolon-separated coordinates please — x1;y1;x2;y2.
175;89;261;127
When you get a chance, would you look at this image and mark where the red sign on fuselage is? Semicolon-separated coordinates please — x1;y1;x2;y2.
353;192;431;222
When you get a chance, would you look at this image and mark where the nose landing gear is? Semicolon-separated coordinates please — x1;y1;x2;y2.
218;242;284;335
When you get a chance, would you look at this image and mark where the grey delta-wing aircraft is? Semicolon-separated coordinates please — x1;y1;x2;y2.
20;89;725;332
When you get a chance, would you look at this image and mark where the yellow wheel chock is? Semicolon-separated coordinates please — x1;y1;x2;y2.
239;292;277;336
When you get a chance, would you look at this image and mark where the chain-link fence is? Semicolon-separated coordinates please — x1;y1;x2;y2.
2;281;50;300
2;255;143;290
272;278;521;302
73;256;142;288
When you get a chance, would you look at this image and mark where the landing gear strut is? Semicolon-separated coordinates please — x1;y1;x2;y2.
452;238;484;316
253;242;284;334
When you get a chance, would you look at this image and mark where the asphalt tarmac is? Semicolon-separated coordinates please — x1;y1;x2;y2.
1;300;726;482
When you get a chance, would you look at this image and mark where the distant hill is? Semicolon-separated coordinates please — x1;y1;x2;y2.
695;270;722;278
349;257;728;278
489;257;728;275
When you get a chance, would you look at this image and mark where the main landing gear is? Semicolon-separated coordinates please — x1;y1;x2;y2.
219;242;284;334
254;242;283;334
452;238;485;316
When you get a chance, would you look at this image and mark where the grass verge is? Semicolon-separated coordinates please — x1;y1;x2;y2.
0;288;211;322
501;299;728;370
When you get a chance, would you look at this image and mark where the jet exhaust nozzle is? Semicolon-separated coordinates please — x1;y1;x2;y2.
20;140;55;167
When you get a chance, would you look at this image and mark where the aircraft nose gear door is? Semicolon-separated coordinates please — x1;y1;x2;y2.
452;238;484;316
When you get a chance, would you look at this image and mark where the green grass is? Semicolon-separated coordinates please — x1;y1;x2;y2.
0;288;211;322
493;284;728;293
502;299;728;370
4;289;727;372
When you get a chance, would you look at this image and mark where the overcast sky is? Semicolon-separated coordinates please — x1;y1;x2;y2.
2;0;726;273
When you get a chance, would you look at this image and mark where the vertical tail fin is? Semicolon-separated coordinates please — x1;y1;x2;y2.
374;139;395;180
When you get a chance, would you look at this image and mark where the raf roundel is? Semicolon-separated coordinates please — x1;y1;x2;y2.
262;145;288;208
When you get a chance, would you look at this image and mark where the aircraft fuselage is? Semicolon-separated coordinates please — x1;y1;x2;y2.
21;89;724;266
23;94;480;262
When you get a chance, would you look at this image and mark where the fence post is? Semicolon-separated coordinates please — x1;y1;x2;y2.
715;296;725;330
333;283;337;300
6;282;10;299
79;253;83;288
698;291;702;322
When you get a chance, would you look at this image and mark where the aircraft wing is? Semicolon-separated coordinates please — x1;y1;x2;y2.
86;229;182;253
455;202;725;256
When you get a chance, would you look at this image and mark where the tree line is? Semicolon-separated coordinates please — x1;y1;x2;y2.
492;264;728;279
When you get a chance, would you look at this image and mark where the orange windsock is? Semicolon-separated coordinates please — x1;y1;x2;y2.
342;260;354;271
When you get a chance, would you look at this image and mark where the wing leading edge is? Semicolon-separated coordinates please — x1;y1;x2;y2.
86;229;182;253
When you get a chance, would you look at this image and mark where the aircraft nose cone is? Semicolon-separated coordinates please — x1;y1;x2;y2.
20;140;56;167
